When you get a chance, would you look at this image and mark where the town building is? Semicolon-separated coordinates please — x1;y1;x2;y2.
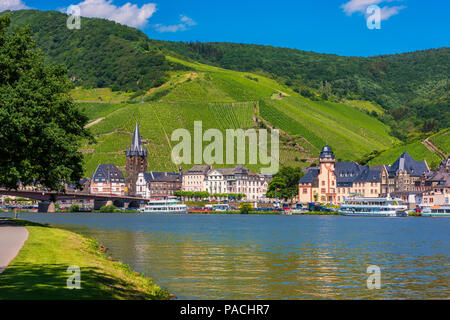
421;155;450;208
90;164;126;196
136;171;182;199
204;166;268;201
298;145;382;204
125;123;148;196
182;165;211;192
376;152;429;196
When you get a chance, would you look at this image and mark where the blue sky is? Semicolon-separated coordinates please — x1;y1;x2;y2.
2;0;449;56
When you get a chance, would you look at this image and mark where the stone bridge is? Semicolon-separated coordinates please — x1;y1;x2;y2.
0;189;150;212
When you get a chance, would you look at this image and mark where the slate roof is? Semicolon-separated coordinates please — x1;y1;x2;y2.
299;168;320;184
299;162;381;187
335;162;365;183
439;156;450;169
92;164;125;183
142;171;182;183
184;165;211;175
320;145;335;160
387;152;429;177
126;123;147;157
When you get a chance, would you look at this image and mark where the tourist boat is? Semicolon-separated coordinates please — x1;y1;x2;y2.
421;206;450;217
339;196;408;217
140;199;188;214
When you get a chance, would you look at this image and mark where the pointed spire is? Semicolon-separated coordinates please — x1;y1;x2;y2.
131;122;142;152
126;122;147;157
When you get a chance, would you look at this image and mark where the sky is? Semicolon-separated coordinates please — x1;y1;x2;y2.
1;0;449;57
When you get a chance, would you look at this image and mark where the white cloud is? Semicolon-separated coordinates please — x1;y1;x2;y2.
155;14;196;33
341;0;405;21
67;0;156;28
0;0;29;12
380;5;405;20
180;15;196;27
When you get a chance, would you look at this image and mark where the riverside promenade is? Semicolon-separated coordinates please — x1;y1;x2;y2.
0;219;29;273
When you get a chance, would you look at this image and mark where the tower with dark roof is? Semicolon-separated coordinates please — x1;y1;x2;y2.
319;145;335;162
125;123;148;196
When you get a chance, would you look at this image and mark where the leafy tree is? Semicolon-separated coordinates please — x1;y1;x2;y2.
266;166;304;200
266;177;287;199
0;15;91;191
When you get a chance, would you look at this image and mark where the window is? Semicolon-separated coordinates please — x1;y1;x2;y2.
303;188;308;194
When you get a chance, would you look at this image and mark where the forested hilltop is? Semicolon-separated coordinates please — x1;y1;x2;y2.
153;41;449;136
4;10;188;92
3;9;449;143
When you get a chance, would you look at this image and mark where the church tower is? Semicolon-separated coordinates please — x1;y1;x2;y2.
126;123;148;196
318;145;336;203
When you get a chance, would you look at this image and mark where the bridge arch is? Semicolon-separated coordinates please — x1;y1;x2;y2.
128;201;140;209
113;199;124;208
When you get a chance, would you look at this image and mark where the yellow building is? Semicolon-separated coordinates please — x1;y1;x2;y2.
298;145;382;205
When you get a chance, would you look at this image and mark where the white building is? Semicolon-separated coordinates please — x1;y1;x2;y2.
136;171;182;199
204;166;270;201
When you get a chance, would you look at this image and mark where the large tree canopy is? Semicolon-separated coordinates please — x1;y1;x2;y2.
0;15;90;191
266;166;304;200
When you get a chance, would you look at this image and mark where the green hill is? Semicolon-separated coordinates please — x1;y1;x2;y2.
369;129;449;170
5;9;449;139
78;57;397;177
4;9;446;178
4;10;188;92
154;41;450;135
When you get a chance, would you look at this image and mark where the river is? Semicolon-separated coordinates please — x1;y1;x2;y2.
2;212;449;299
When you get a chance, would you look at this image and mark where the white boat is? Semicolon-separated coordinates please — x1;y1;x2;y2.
140;199;188;214
339;196;408;217
421;206;450;217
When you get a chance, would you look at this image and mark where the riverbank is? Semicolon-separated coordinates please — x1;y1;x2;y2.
0;218;169;300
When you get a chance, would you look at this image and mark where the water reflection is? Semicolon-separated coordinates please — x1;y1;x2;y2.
2;213;449;299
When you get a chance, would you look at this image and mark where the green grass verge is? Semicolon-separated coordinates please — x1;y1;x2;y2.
0;219;169;300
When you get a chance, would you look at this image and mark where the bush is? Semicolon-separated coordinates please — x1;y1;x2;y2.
99;205;117;213
69;204;80;212
240;203;252;214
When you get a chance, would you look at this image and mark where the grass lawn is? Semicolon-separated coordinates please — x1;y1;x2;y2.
0;219;169;300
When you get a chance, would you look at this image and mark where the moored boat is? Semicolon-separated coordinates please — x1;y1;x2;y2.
421;206;450;217
339;196;408;217
140;199;188;214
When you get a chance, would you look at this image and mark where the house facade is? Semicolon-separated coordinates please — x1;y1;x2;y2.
182;165;269;201
182;165;211;192
421;156;450;208
90;164;126;196
298;145;382;204
376;152;429;196
136;171;182;199
204;166;269;201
